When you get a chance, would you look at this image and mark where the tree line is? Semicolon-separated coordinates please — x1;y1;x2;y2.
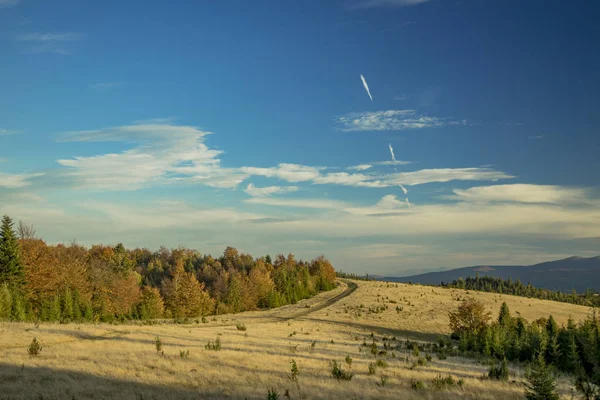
442;274;600;308
449;299;600;399
0;215;337;323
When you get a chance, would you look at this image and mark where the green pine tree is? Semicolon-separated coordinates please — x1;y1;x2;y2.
0;215;24;287
524;350;560;400
61;287;74;322
498;302;512;326
49;295;62;321
0;283;13;320
72;290;82;322
10;290;26;321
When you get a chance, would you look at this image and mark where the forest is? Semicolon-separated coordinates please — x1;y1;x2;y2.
449;299;600;399
442;275;600;308
0;215;337;323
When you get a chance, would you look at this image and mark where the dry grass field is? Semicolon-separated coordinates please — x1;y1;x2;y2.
0;280;594;400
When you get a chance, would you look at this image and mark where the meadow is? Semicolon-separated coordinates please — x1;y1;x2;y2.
0;280;593;399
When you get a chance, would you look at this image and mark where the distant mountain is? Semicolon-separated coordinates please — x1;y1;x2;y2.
384;256;600;293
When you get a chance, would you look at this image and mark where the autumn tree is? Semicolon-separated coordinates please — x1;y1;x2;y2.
162;262;214;318
309;256;336;291
449;298;492;336
0;215;24;287
247;260;275;308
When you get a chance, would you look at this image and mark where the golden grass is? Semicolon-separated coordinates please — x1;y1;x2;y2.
0;280;592;399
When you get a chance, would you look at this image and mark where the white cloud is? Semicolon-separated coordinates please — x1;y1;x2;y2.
450;184;591;205
245;197;348;210
385;168;514;186
56;123;247;190
347;164;373;171
245;183;298;197
0;172;43;188
265;197;600;239
240;163;322;183
312;172;388;188
337;110;465;132
343;194;410;216
243;162;512;189
0;129;17;136
372;160;412;166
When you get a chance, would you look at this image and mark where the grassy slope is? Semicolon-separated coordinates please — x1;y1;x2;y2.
0;280;593;399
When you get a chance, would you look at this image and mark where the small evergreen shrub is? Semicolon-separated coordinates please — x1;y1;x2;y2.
267;387;279;400
330;360;354;381
154;336;162;353
236;323;247;331
179;350;190;359
488;359;509;381
28;337;42;357
290;359;299;381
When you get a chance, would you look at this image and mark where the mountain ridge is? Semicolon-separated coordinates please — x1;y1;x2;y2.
383;255;600;293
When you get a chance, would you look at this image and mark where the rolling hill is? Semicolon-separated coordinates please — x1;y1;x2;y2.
385;256;600;293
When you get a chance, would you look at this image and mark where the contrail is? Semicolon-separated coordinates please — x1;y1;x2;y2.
388;143;411;208
360;74;373;102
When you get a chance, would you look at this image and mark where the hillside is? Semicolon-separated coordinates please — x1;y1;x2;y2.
385;256;600;292
0;280;594;399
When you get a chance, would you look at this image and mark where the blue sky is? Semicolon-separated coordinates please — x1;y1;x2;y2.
1;0;599;276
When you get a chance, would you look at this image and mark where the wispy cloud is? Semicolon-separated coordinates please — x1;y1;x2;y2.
529;135;545;140
241;162;511;189
348;164;373;171
56;123;247;190
244;183;298;197
0;172;43;188
0;0;21;7
245;197;348;210
360;74;373;102
393;95;409;101
16;32;84;55
312;172;388;188
240;164;323;183
349;0;431;10
0;129;18;136
386;168;514;186
337;110;468;132
449;184;590;205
